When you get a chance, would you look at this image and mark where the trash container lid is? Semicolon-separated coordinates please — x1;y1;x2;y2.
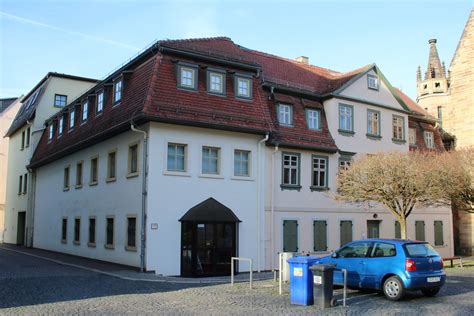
287;256;319;264
309;264;335;271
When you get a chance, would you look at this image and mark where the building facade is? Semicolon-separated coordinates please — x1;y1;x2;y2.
3;73;97;246
28;37;453;276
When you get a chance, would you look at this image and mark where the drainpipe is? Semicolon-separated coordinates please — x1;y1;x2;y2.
130;123;148;272
270;145;279;270
256;133;269;273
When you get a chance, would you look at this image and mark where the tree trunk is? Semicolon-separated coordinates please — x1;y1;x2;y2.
399;217;407;239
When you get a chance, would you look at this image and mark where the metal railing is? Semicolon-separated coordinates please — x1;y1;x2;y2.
230;257;253;289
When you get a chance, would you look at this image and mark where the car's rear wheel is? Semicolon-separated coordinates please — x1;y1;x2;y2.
383;276;405;301
421;287;440;297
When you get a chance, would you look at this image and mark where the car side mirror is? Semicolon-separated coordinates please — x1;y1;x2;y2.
331;252;338;258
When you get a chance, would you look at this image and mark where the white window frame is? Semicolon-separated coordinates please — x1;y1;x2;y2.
339;104;353;132
202;146;221;175
69;110;75;130
179;66;197;89
167;143;187;172
409;128;416;145
234;149;250;177
392;115;405;141
97;90;104;114
114;79;123;104
367;110;380;136
236;76;251;98
208;71;225;94
278;104;293;126
367;74;379;90
306;109;321;130
58;116;64;136
424;131;435;149
48;124;54;141
82;101;88;122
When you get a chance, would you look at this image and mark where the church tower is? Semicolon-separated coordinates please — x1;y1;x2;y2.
416;39;450;122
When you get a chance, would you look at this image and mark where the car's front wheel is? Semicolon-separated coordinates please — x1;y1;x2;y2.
421;287;440;297
383;276;405;301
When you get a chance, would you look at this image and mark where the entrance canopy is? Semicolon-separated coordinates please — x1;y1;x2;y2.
179;198;241;223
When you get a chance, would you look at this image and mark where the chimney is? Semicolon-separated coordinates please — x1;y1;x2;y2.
296;56;309;64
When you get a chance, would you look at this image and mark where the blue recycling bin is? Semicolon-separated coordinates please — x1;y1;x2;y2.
287;256;319;305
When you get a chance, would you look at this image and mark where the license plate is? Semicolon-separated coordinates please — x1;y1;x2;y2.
427;277;441;283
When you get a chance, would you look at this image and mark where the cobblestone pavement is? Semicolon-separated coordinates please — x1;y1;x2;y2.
0;247;473;315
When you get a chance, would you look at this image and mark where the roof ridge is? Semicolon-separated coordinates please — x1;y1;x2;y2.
159;36;233;44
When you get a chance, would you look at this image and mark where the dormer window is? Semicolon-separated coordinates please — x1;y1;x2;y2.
54;94;67;107
69;109;75;130
235;76;251;99
58;116;64;136
306;109;321;130
48;124;54;141
82;101;88;122
97;90;104;114
277;104;293;126
114;79;122;104
207;71;225;95
178;65;197;90
367;74;379;90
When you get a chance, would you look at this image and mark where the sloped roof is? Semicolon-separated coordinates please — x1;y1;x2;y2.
393;88;436;122
179;198;241;222
0;97;19;113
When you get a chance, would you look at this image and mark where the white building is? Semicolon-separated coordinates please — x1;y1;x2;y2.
28;38;453;276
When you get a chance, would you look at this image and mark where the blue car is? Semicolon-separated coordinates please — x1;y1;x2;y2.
315;239;446;301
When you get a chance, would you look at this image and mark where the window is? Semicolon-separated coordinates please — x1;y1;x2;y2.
90;157;98;185
61;218;67;242
415;221;425;241
25;127;30;147
208;71;225;94
202;146;220;174
339;104;353;132
434;221;444;246
107;151;116;181
424;131;435;149
21;131;25;149
306;109;321;130
367;74;379;90
234;150;250;177
282;152;300;189
392;116;405;141
313;221;327;252
74;218;80;244
114;79;123;104
128;144;139;176
339;155;352;171
64;167;70;190
178;66;197;90
126;216;137;250
278;104;293;126
97;90;104;114
370;242;396;257
167;143;186;172
18;175;22;195
69;110;75;129
58;116;64;136
367;220;380;238
48;124;54;141
105;217;114;248
395;221;401;239
82;101;88;122
54;94;67;107
88;217;96;246
437;106;443;127
367;110;380;136
23;173;28;194
311;156;328;190
340;220;353;246
236;77;251;98
337;241;371;258
409;128;416;145
76;162;83;188
283;220;298;252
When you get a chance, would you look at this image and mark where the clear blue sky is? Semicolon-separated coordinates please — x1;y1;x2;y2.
0;0;472;100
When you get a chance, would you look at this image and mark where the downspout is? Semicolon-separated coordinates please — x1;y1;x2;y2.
131;123;148;272
256;133;269;273
25;120;34;247
270;145;279;270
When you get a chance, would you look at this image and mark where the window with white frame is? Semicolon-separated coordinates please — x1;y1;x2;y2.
306;109;320;130
179;66;197;89
48;124;54;141
367;74;379;90
97;90;104;113
58;116;64;135
114;79;122;104
25;127;30;147
236;77;251;98
234;150;250;177
202;146;220;174
167;143;186;172
208;72;225;94
69;110;75;129
278;104;293;126
54;94;67;107
392;116;405;141
339;104;353;132
367;110;380;136
339;156;352;171
311;156;328;189
409;128;416;145
282;153;300;187
424;131;435;148
82;101;88;122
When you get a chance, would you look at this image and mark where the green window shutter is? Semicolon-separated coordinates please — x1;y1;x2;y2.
313;221;327;251
283;220;298;252
434;221;444;246
340;221;353;247
367;220;380;238
395;221;401;239
415;221;425;241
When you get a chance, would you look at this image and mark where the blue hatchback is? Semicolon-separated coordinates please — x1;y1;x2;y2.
315;239;446;300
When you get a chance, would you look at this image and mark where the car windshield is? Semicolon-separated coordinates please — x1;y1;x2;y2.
404;243;439;258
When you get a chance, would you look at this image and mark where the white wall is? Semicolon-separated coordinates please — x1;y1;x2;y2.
146;123;262;275
33;130;142;267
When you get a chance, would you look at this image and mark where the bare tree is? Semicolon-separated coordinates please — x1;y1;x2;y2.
336;151;472;239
